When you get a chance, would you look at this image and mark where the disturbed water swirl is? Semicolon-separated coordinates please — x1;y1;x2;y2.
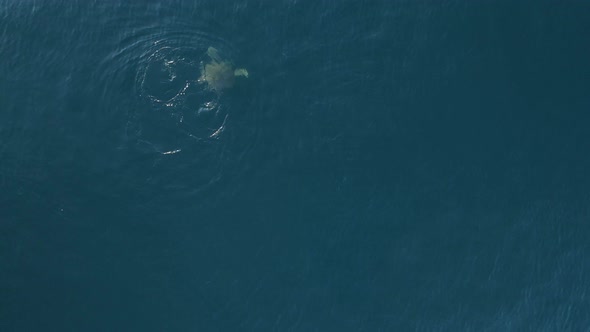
94;11;260;204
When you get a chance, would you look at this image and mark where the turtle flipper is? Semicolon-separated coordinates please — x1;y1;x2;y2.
206;47;223;63
234;68;249;78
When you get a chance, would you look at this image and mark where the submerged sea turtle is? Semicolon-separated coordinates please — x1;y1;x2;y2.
199;46;248;93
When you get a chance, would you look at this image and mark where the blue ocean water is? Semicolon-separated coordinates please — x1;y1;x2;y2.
1;1;590;331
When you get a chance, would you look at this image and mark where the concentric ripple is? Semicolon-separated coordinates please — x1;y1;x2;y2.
95;11;260;203
135;43;229;140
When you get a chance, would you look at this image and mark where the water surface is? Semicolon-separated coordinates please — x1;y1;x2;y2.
1;1;590;331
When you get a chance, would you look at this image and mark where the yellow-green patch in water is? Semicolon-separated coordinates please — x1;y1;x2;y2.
199;47;248;93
